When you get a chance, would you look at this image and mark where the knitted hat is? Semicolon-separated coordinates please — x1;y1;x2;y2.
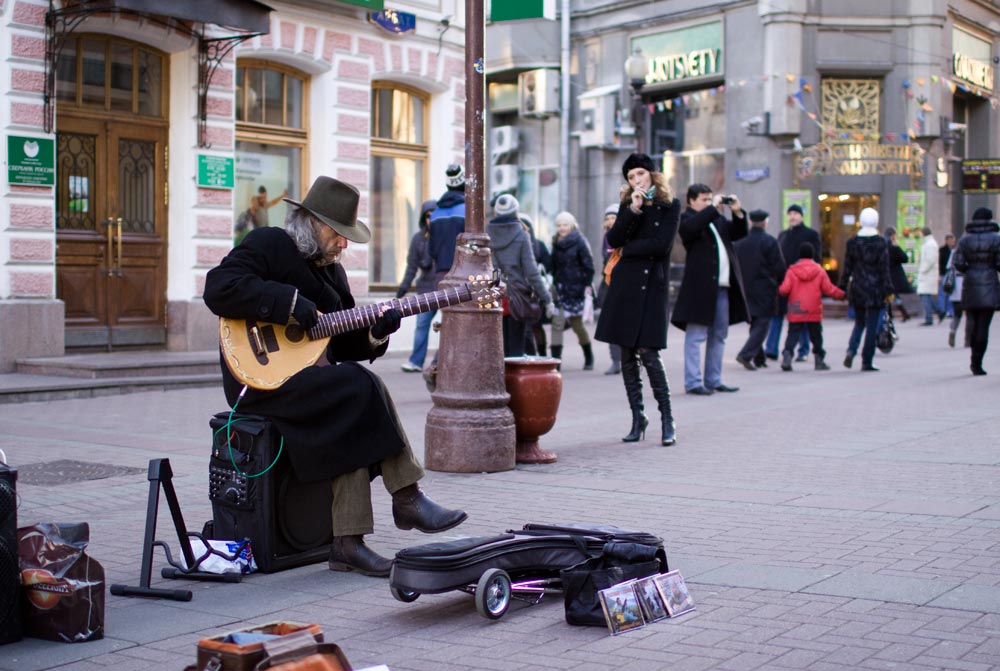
799;242;815;259
786;204;804;216
445;163;465;188
604;203;619;217
859;207;879;228
621;152;656;181
749;209;769;223
972;207;994;221
494;194;519;217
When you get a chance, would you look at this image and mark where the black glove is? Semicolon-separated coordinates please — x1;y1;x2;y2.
291;295;318;330
371;308;402;340
395;287;407;299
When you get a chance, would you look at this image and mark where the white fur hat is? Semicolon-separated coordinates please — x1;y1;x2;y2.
859;207;879;228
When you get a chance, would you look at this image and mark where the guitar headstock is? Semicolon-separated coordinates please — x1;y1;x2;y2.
468;273;505;310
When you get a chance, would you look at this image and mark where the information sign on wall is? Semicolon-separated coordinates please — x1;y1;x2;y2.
198;154;235;189
630;22;723;87
961;159;1000;193
7;135;55;186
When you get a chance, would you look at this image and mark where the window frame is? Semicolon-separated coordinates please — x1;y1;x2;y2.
235;59;310;138
369;82;431;292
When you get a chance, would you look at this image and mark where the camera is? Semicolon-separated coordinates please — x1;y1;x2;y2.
720;196;734;205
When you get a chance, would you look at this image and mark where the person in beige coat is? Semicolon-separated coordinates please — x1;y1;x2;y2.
917;227;945;325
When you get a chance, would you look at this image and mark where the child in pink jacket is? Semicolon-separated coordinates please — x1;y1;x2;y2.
778;242;845;371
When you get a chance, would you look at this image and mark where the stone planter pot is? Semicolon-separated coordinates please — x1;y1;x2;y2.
503;357;562;464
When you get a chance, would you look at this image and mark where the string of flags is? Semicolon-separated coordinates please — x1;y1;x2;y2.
644;71;1000;142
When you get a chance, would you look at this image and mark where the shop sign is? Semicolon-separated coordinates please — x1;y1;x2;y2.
337;0;384;9
7;135;54;186
197;154;234;189
952;27;994;91
631;21;723;87
369;9;416;34
797;142;925;178
491;0;556;22
960;159;1000;193
953;53;994;90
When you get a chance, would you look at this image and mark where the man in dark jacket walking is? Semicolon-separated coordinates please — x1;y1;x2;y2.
953;207;1000;375
734;210;785;370
671;183;749;395
397;199;438;372
204;177;467;578
428;163;467;287
765;204;820;362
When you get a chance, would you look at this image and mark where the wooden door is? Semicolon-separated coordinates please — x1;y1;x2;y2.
56;116;167;348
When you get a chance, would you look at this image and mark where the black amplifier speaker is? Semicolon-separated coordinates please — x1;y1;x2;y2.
0;461;21;644
208;413;332;573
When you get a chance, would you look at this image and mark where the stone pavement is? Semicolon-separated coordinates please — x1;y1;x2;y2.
0;318;998;671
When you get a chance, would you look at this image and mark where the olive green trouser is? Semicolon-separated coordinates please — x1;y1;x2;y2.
330;442;424;536
550;312;591;347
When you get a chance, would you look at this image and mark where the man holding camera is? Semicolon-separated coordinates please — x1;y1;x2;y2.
671;184;750;395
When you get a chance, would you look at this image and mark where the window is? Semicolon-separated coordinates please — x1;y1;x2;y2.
56;36;165;117
234;60;309;239
370;83;430;288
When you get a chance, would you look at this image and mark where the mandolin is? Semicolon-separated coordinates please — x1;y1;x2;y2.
219;275;503;390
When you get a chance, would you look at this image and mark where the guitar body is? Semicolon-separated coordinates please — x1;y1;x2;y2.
219;317;331;391
218;277;503;391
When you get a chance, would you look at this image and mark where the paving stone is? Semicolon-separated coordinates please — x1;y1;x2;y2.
694;564;832;592
803;572;958;605
926;584;1000;614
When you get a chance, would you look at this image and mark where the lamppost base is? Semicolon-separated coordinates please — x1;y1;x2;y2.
424;232;516;473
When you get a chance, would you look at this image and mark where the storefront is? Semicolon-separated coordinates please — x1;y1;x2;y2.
1;0;466;368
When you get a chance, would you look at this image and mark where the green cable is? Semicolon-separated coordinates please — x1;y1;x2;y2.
213;391;283;479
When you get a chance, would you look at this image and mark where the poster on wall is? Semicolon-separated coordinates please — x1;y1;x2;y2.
781;189;813;230
897;190;925;282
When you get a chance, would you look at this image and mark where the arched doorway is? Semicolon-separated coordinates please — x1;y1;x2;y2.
55;35;168;349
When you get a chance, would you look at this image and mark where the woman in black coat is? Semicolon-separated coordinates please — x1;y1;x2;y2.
550;211;596;370
952;207;1000;375
839;208;893;371
885;228;913;321
594;153;680;446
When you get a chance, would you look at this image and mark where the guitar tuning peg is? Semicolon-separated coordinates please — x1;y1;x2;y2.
468;275;474;281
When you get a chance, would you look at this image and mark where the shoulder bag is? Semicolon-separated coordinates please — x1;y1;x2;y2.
506;279;542;323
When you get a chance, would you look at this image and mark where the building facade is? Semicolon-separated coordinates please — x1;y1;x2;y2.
1;0;466;369
489;0;1000;284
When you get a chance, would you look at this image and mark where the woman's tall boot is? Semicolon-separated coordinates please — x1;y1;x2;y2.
549;345;562;371
640;349;676;446
581;343;594;370
620;350;647;442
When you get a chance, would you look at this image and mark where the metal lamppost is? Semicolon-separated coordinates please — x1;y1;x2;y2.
624;48;649;153
424;0;516;473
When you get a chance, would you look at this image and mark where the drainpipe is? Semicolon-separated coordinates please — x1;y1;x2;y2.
559;0;570;211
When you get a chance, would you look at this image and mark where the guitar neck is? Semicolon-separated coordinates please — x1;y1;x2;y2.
308;284;473;339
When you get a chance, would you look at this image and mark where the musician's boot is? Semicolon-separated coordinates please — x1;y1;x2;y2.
392;484;467;533
327;535;392;577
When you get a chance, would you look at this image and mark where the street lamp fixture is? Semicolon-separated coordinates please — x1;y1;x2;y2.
624;48;649;152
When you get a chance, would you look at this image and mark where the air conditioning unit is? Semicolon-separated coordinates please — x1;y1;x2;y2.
519;69;560;118
490;165;519;198
579;94;618;148
490;126;519;158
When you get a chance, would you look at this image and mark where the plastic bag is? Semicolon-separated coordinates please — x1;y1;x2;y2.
188;537;257;574
18;522;104;643
583;287;595;324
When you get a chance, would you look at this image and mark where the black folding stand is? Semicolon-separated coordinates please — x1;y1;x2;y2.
110;458;244;602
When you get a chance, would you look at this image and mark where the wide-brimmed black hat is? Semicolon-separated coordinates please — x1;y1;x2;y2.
283;177;371;243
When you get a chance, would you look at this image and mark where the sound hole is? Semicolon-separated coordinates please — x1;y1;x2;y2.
285;325;304;343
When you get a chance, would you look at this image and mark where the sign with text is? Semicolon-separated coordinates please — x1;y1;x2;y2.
490;0;555;21
7;135;55;186
631;22;723;87
369;9;415;34
961;159;1000;193
198;154;234;189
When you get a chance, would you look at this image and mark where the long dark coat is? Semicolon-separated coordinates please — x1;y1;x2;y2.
671;205;750;330
551;229;595;315
888;243;914;294
594;198;680;349
839;234;893;309
735;227;786;319
203;227;405;482
953;220;1000;309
